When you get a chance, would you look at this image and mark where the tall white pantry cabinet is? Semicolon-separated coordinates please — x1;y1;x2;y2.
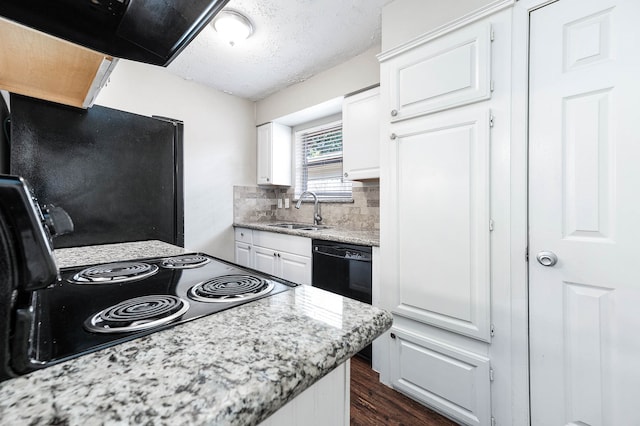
378;5;513;426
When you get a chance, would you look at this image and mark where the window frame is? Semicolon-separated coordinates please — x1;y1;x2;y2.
293;118;352;201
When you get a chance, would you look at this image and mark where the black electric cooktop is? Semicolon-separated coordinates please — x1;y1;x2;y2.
31;254;295;366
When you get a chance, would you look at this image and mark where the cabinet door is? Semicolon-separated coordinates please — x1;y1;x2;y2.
260;361;349;426
342;86;381;180
256;122;292;186
253;245;279;276
234;242;252;268
279;251;312;285
257;124;273;185
390;327;490;426
387;106;492;341
386;21;492;122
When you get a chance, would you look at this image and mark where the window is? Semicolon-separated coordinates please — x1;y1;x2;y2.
294;120;352;200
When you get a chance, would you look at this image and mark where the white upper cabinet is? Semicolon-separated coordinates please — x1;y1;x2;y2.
342;86;381;180
257;122;292;186
386;21;492;122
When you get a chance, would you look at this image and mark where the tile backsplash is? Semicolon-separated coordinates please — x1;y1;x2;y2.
233;182;379;231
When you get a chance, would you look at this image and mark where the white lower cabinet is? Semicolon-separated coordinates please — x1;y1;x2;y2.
234;242;252;268
278;251;312;285
260;360;350;426
234;227;312;285
253;245;279;275
234;227;254;268
389;321;490;426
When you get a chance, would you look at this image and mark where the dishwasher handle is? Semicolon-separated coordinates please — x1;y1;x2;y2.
313;245;372;262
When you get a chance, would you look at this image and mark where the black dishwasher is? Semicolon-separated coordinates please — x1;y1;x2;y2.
312;239;373;362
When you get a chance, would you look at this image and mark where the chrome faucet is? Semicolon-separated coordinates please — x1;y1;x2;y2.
296;191;322;225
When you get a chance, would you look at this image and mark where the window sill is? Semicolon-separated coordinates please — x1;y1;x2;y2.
295;198;354;204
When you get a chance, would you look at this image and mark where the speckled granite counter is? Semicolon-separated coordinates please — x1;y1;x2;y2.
0;241;392;425
54;240;192;268
234;222;379;247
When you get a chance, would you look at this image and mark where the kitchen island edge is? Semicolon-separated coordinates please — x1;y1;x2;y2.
0;240;392;426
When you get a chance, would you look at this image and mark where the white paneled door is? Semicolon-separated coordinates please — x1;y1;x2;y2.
529;0;640;424
391;106;492;342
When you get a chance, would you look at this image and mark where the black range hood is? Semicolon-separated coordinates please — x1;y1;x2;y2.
0;0;229;66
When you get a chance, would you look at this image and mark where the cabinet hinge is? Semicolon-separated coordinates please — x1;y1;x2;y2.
525;247;529;262
490;80;495;92
489;367;495;382
490;28;495;42
489;219;494;232
490;323;495;337
491;416;496;426
489;114;495;127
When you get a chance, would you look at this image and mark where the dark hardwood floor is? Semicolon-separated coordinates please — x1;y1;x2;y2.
350;356;458;426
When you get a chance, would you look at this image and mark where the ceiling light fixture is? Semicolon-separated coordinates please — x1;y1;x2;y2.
212;10;254;46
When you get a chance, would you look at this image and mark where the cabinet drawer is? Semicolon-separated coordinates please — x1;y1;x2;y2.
253;230;311;257
234;227;253;244
386;21;492;122
390;327;490;426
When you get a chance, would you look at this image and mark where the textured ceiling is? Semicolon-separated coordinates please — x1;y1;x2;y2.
167;0;392;101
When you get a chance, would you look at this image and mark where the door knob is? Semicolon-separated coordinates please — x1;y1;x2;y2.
536;251;558;267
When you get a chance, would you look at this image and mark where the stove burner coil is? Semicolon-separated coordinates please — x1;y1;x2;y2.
70;262;159;284
85;295;190;333
188;274;274;303
160;254;211;269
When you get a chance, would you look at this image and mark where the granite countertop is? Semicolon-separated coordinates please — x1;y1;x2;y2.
54;240;191;268
0;241;392;425
234;221;380;247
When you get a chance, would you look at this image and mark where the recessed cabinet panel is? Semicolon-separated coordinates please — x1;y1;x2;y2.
234;242;252;268
257;122;292;186
392;107;491;341
257;124;273;185
234;227;253;245
253;245;279;276
342;86;381;180
388;21;492;122
279;251;312;286
389;328;490;426
248;230;312;286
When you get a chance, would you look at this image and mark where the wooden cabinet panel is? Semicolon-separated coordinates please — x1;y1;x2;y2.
0;17;116;109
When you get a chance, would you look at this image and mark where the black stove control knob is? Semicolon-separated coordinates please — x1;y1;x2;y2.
41;205;74;237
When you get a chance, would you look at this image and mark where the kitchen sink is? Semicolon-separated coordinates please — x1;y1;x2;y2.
268;223;330;231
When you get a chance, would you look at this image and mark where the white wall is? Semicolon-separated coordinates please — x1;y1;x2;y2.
95;60;255;261
382;0;496;51
256;45;381;124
